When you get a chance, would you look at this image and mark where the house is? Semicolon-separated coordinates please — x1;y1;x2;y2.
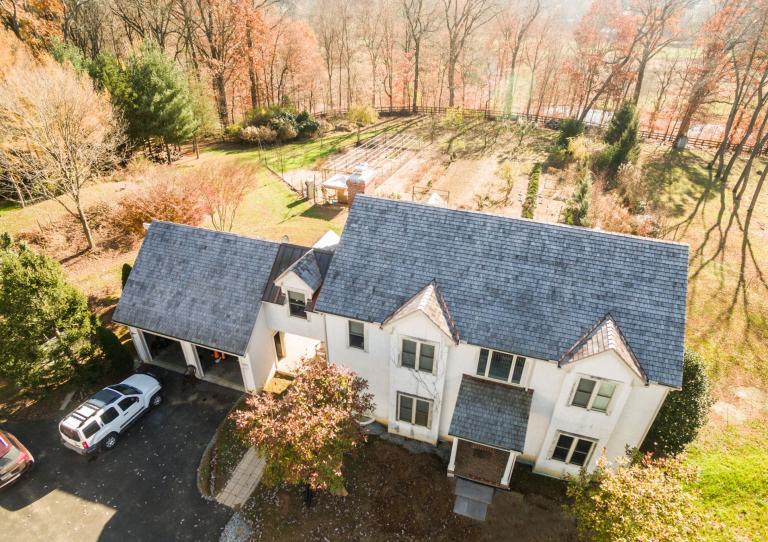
113;195;688;497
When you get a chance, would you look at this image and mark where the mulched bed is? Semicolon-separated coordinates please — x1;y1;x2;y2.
240;437;577;541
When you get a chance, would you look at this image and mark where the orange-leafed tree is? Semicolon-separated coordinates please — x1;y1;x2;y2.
234;354;375;496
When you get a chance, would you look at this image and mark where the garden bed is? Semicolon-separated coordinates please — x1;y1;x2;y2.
240;436;575;541
199;397;251;497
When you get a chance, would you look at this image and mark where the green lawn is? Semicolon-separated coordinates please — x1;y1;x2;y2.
686;421;768;541
205;117;410;172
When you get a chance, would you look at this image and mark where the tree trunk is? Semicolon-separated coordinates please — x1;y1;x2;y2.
165;141;172;164
412;40;421;113
213;73;228;127
194;137;200;159
632;57;649;105
77;203;95;251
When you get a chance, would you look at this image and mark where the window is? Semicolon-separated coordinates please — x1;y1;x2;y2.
571;377;617;413
82;421;100;438
401;339;436;373
397;393;432;428
348;321;365;349
551;433;596;467
118;397;139;411
108;384;140;395
100;407;119;424
476;348;526;384
287;291;307;319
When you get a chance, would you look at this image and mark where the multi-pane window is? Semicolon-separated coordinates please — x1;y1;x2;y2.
401;339;436;373
476;348;526;384
287;291;307;319
348;321;365;349
571;377;617;413
397;393;432;427
551;433;596;467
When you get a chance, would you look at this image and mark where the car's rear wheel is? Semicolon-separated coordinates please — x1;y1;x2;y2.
102;433;119;451
150;392;163;407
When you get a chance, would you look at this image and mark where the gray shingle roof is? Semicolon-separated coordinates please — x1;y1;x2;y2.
449;375;533;451
113;221;280;356
315;196;688;387
283;250;324;291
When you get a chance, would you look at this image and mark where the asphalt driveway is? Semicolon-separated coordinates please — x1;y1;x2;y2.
0;369;242;542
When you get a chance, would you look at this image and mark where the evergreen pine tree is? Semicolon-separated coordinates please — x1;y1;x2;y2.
563;170;592;226
0;236;99;387
121;42;198;162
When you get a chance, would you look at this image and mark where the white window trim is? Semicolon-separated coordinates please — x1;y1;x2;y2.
396;392;433;429
286;290;308;320
550;432;597;466
476;348;527;386
399;337;437;374
347;319;367;351
568;376;618;414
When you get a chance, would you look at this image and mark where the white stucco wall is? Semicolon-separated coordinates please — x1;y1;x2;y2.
238;299;673;478
243;310;278;391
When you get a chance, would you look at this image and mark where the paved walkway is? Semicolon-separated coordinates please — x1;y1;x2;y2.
216;448;266;508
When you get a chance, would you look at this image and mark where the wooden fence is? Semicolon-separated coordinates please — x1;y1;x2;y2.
319;106;764;155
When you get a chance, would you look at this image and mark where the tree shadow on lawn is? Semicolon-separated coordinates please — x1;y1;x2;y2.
299;204;345;222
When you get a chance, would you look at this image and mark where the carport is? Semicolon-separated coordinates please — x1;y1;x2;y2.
113;221;284;394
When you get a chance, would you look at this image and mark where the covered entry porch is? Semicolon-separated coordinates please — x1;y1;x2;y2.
129;327;253;392
447;374;533;520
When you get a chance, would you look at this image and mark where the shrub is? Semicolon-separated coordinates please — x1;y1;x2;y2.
239;125;277;145
96;326;134;374
121;263;132;289
605;101;639;145
317;119;334;135
567;454;701;542
271;119;298;142
563;170;592;226
557;118;585;147
566;135;591;165
114;175;204;237
642;350;713;457
198;160;257;231
347;105;379;126
521;164;541;219
225;123;243;139
615;162;648;213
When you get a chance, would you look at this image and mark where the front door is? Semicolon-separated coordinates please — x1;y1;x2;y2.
273;332;285;359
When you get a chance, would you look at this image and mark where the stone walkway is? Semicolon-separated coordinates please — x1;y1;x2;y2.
216;448;266;508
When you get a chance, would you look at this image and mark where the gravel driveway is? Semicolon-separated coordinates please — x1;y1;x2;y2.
0;369;241;542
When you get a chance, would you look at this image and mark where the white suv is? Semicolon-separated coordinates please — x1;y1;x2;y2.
59;373;163;454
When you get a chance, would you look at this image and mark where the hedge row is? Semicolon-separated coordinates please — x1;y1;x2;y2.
521;164;541;219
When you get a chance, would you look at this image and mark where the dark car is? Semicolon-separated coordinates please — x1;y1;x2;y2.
0;429;34;489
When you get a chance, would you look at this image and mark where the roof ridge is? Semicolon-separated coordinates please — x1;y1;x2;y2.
150;220;316;250
353;195;690;249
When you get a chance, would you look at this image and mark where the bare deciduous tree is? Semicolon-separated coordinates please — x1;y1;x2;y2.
441;0;497;107
0;60;123;250
198;160;257;231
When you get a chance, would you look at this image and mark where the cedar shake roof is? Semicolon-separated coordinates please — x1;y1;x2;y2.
315;196;689;388
449;375;533;451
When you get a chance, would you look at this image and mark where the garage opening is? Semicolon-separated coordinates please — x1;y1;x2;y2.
142;332;186;369
195;346;243;388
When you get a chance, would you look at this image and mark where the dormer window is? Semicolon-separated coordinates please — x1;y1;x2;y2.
476;348;526;385
570;377;616;413
287;290;307;319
